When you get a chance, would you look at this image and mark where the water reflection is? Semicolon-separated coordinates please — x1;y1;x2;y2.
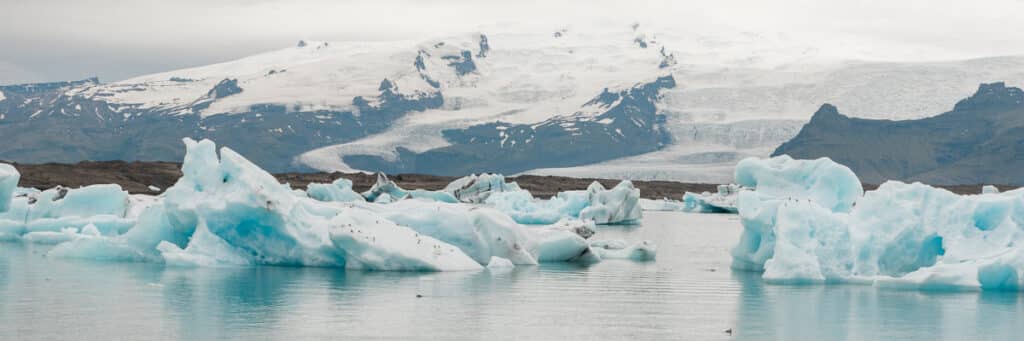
1;212;1022;340
733;270;1024;340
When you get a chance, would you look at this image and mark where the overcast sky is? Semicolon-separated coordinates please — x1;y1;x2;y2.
2;0;1023;84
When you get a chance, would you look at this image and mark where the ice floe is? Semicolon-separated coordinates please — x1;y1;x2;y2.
484;180;642;225
732;155;1024;291
2;139;654;271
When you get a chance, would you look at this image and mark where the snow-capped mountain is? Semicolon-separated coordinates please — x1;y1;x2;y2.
3;23;1024;181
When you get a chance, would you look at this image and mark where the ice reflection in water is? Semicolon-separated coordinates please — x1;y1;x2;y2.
1;212;1021;340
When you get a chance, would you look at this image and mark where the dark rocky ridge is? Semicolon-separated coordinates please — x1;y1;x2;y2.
8;160;1006;199
774;82;1024;185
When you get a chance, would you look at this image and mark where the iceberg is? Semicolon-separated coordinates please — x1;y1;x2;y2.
358;200;597;265
444;173;521;203
734;155;862;213
732;155;1024;291
49;139;483;271
361;173;409;202
0;163;18;212
639;198;686;211
484;180;642;225
306;178;365;203
361;173;458;203
591;239;657;261
0;184;134;240
579;181;642;224
682;184;744;213
486;256;515;269
0;139;622;272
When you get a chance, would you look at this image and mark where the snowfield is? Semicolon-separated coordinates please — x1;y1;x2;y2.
19;23;1024;182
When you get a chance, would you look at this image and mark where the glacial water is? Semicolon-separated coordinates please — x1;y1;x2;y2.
1;211;1021;340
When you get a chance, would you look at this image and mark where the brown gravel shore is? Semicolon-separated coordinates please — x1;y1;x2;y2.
6;160;1015;199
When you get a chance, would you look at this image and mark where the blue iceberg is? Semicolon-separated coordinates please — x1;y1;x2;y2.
0;139;655;271
732;155;1024;291
484;180;642;225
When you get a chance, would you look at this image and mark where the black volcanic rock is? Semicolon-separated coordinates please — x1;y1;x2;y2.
773;82;1024;185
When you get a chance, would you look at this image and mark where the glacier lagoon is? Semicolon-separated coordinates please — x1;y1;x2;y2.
2;211;1022;340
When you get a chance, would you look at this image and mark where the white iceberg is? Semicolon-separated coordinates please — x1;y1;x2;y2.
682;184;744;213
0;139;618;272
306;178;366;203
734;155;863;213
486;256;515;269
732;155;1024;291
591;239;657;261
639;198;686;211
361;173;458;203
358;199;596;265
0;184;134;240
0;163;19;212
484;180;642;225
444;173;521;203
579;181;642;224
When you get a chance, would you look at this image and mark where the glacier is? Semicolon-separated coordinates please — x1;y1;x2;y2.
1;139;654;271
732;155;1024;291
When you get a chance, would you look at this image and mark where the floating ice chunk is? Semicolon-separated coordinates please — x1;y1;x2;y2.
373;193;395;204
734;155;862;213
51;139;483;271
307;178;365;203
486;180;641;225
0;184;133;239
0;163;19;212
733;155;1024;291
359;173;456;203
157;222;252;267
486;256;515;269
25;185;129;220
148;185;161;192
362;173;409;202
591;239;657;261
444;173;521;203
23;227;80;245
363;200;594;265
579;181;642;224
982;185;999;194
683;184;744;213
639;198;686;211
406;190;458;203
485;190;566;225
126;194;162;219
328;207;482;271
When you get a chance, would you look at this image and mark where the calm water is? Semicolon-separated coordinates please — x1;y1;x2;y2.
1;211;1022;340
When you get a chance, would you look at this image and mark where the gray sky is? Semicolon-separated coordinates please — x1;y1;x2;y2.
2;0;1024;84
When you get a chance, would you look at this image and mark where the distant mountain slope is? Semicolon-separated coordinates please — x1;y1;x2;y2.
340;76;675;175
773;82;1024;184
4;24;1024;180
